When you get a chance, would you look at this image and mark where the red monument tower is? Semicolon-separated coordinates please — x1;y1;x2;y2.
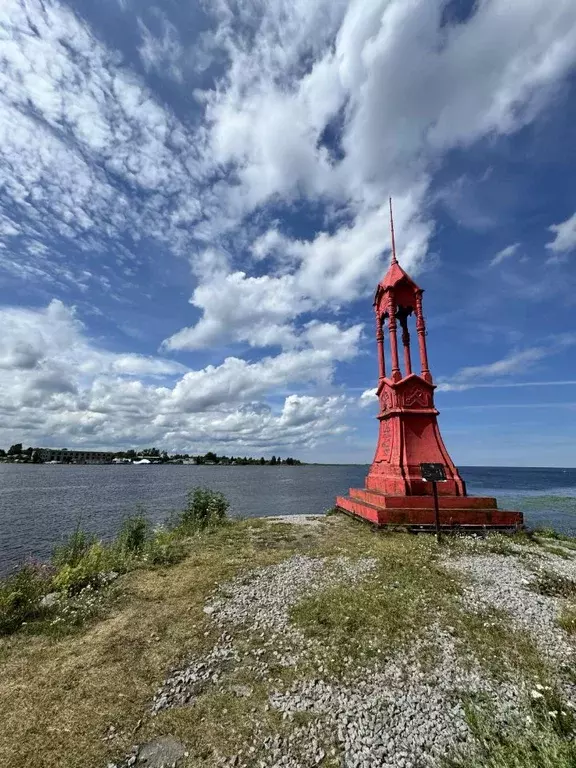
336;201;523;530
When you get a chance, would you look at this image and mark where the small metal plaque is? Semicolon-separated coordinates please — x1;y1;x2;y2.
420;463;447;482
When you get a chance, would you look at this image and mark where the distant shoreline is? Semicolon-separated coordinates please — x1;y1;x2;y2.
1;462;575;469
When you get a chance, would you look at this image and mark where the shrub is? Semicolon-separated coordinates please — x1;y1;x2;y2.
0;565;50;634
145;529;187;566
116;513;151;555
176;487;230;532
52;522;96;568
52;542;109;595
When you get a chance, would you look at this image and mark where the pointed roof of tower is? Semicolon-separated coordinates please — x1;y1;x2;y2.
377;198;422;292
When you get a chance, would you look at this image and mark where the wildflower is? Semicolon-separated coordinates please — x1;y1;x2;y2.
548;711;558;718
531;690;544;700
535;683;544;691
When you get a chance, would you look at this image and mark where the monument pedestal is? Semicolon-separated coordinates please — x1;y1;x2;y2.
336;487;523;530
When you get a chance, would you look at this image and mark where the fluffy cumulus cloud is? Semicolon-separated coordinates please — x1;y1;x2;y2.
1;0;576;452
162;0;576;350
359;388;378;408
0;301;351;451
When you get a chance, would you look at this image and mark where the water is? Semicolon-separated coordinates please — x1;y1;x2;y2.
0;464;575;575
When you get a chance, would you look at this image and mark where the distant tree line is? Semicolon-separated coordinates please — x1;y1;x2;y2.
0;444;43;463
0;443;302;466
112;449;302;465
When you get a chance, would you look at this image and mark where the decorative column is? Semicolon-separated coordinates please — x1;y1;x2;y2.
376;311;386;382
398;311;412;376
415;289;431;382
387;292;401;381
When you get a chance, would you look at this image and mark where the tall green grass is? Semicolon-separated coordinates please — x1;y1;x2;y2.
0;486;230;635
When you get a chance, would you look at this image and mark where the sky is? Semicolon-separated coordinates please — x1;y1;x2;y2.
1;0;576;466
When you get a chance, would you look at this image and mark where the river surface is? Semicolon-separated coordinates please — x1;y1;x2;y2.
1;464;575;574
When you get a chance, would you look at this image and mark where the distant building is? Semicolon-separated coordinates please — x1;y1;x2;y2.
38;448;115;464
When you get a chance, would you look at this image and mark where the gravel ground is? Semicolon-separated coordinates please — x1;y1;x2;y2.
446;547;576;664
152;556;378;713
263;625;522;768
263;515;325;526
112;541;576;768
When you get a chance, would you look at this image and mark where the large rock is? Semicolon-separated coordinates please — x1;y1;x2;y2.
40;592;59;608
137;736;186;767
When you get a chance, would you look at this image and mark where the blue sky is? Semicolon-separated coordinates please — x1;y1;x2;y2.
1;0;576;465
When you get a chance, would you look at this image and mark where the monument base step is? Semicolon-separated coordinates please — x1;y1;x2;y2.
336;492;523;530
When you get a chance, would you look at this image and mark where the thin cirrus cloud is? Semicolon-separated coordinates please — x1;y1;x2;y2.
489;243;521;267
436;339;576;392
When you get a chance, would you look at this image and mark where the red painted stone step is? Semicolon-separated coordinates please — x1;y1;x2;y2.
336;495;523;529
348;487;499;510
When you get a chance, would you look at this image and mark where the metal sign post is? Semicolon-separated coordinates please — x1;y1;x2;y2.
420;463;447;544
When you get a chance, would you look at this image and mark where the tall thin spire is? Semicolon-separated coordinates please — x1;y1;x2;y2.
389;197;398;265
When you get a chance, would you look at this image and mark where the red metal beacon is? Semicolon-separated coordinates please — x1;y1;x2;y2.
336;201;523;532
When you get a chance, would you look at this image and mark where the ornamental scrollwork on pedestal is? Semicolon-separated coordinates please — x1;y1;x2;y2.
380;419;392;461
402;383;430;408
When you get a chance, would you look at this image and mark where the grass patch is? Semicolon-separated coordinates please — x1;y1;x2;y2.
540;544;575;559
0;519;286;768
290;544;462;674
172;487;230;533
530;570;576;599
532;529;576;556
0;562;54;634
0;487;229;638
558;606;576;634
451;608;549;681
484;535;519;556
445;686;576;768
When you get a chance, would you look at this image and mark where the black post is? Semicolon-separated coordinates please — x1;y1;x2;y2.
432;480;441;544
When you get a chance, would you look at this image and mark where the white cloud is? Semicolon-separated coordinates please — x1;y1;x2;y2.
2;0;575;298
164;0;576;350
2;0;576;453
0;0;210;290
546;210;576;258
436;340;576;391
0;300;355;453
162;271;313;351
490;242;520;267
138;14;185;83
359;387;378;407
